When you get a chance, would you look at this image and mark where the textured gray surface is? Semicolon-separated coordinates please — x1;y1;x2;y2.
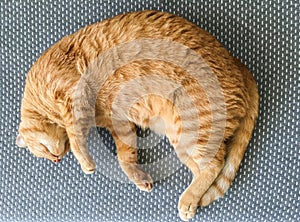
0;0;299;221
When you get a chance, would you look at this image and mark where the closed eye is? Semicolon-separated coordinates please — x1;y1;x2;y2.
27;142;47;152
39;142;63;158
38;143;49;152
27;143;48;158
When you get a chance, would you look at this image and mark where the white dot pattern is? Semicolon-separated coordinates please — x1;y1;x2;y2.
0;0;299;221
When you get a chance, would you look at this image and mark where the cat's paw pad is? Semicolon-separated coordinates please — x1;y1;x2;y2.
135;177;153;192
132;171;153;192
178;192;199;221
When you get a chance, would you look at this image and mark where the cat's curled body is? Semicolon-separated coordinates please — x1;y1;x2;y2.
17;11;259;221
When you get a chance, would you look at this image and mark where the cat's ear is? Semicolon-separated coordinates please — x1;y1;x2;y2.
16;134;27;148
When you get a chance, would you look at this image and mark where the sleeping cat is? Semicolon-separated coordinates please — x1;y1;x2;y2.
16;10;259;221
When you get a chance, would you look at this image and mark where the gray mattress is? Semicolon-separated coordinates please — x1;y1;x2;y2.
0;0;299;221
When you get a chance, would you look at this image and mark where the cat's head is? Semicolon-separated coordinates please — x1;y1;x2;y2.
16;120;70;163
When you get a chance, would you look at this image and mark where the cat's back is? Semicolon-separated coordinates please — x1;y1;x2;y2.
33;10;239;80
76;10;212;44
26;10;251;121
64;10;226;62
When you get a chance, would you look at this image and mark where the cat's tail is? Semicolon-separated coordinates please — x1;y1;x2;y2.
199;63;259;206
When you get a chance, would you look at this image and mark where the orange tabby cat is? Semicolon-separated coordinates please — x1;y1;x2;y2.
16;10;259;221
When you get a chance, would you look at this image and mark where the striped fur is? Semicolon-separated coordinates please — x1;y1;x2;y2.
16;11;259;221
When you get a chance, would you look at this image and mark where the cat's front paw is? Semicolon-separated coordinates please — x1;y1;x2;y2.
81;160;96;174
178;191;199;221
82;166;95;174
134;171;153;192
121;164;154;192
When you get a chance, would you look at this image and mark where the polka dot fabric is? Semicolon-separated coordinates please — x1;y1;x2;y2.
0;0;299;221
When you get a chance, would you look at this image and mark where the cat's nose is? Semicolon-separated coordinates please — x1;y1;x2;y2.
52;155;61;163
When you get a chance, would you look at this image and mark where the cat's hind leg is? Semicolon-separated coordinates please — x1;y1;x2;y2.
111;121;153;192
199;66;259;206
175;144;225;221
